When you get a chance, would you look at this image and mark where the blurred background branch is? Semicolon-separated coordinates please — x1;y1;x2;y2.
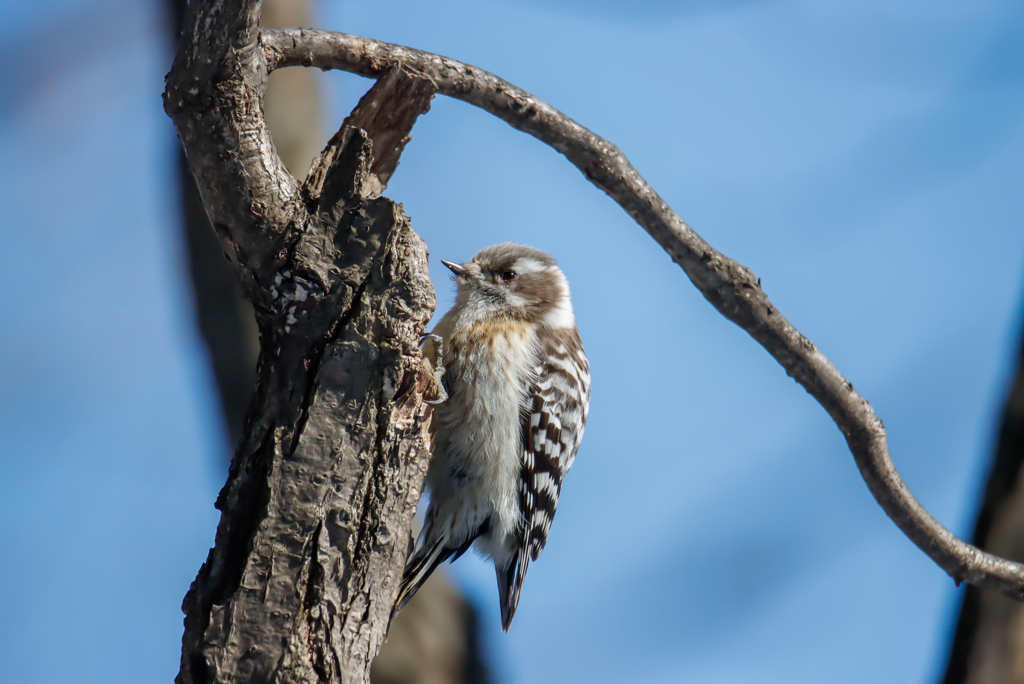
944;321;1024;683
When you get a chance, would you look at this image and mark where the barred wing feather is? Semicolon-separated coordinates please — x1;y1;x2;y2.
499;328;590;631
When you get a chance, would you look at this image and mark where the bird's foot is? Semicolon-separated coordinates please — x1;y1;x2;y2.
420;333;448;405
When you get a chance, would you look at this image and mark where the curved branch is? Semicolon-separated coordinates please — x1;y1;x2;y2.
261;26;1024;601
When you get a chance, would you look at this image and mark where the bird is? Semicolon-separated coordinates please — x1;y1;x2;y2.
392;243;590;631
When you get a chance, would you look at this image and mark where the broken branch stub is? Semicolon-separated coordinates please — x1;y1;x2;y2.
305;66;438;207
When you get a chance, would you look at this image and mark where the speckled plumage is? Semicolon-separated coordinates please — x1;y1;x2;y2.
393;243;590;631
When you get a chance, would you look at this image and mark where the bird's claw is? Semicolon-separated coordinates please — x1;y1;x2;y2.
421;333;448;405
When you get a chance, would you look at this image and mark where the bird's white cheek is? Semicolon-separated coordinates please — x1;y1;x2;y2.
543;299;575;329
543;269;576;329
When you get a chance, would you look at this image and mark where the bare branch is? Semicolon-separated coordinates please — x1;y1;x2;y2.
261;26;1024;602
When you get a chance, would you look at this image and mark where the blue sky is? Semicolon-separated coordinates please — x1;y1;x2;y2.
1;0;1023;682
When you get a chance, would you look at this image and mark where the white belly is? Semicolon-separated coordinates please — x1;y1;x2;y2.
426;321;539;566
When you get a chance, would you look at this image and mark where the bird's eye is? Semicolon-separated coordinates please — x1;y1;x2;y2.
501;270;518;282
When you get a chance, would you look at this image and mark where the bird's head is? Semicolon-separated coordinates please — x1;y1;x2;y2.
442;243;575;329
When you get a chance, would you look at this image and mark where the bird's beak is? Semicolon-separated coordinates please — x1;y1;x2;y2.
441;260;470;278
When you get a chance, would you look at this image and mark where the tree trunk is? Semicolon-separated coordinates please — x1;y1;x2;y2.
165;0;443;678
181;175;434;684
176;131;437;684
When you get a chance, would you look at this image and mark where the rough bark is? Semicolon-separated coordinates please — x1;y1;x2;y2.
944;322;1024;683
165;1;441;681
174;130;436;684
260;27;1024;603
178;181;435;683
178;128;437;684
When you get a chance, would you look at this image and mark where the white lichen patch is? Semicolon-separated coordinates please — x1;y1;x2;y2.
273;271;320;332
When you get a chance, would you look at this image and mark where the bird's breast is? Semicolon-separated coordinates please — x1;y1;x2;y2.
429;318;539;539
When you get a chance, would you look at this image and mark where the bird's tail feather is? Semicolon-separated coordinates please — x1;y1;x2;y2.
391;535;452;625
496;547;531;632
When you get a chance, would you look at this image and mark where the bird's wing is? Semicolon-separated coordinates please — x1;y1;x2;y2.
499;327;590;630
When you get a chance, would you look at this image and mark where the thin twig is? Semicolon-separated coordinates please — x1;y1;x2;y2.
262;26;1024;601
